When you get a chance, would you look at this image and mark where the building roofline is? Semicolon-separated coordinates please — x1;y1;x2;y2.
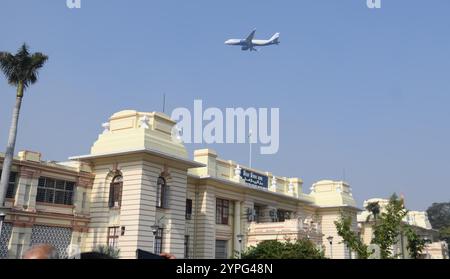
0;153;94;178
69;148;205;168
187;173;315;205
317;205;363;211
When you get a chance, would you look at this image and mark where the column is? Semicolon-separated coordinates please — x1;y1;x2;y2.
162;168;187;258
74;177;93;215
8;225;32;259
233;201;241;256
118;161;158;259
13;168;40;210
194;186;216;259
241;199;254;249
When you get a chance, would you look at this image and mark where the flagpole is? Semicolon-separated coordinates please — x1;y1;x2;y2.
249;129;252;168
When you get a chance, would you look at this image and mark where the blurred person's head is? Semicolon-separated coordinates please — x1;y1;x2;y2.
23;244;59;259
80;252;114;259
160;253;176;259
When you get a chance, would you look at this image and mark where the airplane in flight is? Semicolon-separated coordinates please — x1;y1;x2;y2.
224;29;280;51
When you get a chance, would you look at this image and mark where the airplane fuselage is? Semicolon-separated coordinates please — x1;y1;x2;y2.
225;30;280;51
224;39;278;47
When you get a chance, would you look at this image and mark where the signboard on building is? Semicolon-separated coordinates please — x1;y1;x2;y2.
240;169;268;188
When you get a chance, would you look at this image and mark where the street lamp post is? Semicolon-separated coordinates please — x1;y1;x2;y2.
248;130;253;168
237;234;244;259
327;236;334;259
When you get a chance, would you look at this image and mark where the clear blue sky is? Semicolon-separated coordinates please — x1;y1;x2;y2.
1;0;449;210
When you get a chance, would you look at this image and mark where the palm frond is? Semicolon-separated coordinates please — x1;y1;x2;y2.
0;52;15;80
0;43;48;89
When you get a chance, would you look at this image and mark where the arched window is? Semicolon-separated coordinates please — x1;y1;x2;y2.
156;176;168;208
109;175;123;208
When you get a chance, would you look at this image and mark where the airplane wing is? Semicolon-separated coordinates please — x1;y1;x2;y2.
245;29;256;43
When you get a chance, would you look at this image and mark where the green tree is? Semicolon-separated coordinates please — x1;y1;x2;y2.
334;214;372;259
334;194;430;259
241;239;325;259
426;202;450;229
366;194;428;259
0;44;48;208
404;226;428;259
371;194;408;259
366;201;381;222
426;202;450;252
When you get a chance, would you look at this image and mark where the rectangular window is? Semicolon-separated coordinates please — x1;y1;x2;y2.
0;171;18;199
108;182;122;208
81;192;87;209
185;199;192;220
184;235;190;259
270;209;278;222
36;177;75;205
215;240;228;259
254;206;262;223
278;211;285;222
277;210;291;222
154;228;164;255
216;198;229;225
107;226;120;248
156;177;168;209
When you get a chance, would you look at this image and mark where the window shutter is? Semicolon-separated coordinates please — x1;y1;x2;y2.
163;185;169;208
186;199;192;220
156;183;161;208
116;183;123;207
109;184;115;208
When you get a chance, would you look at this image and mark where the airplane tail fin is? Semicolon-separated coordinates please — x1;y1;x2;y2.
269;33;280;44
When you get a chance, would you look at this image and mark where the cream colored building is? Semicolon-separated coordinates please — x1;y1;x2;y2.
358;198;449;259
0;151;93;259
0;110;359;259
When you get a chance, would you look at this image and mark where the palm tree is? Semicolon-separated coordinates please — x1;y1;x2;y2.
0;44;48;208
366;201;381;222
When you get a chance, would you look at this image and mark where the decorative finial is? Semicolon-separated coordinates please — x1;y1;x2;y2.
102;122;110;134
288;179;295;193
271;176;277;191
171;125;183;143
139;115;150;129
234;165;241;180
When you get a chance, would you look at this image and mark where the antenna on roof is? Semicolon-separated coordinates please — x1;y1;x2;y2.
249;129;253;168
162;93;166;113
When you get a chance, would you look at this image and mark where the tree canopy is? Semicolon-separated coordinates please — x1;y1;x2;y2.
241;239;325;259
426;202;450;248
0;43;48;94
426;202;450;230
335;194;428;259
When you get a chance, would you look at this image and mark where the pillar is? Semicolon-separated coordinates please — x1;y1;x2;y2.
8;226;32;259
234;201;241;256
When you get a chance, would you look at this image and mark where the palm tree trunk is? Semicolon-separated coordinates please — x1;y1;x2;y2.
0;82;23;209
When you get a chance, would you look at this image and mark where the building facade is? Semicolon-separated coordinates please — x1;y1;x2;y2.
0;110;359;259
